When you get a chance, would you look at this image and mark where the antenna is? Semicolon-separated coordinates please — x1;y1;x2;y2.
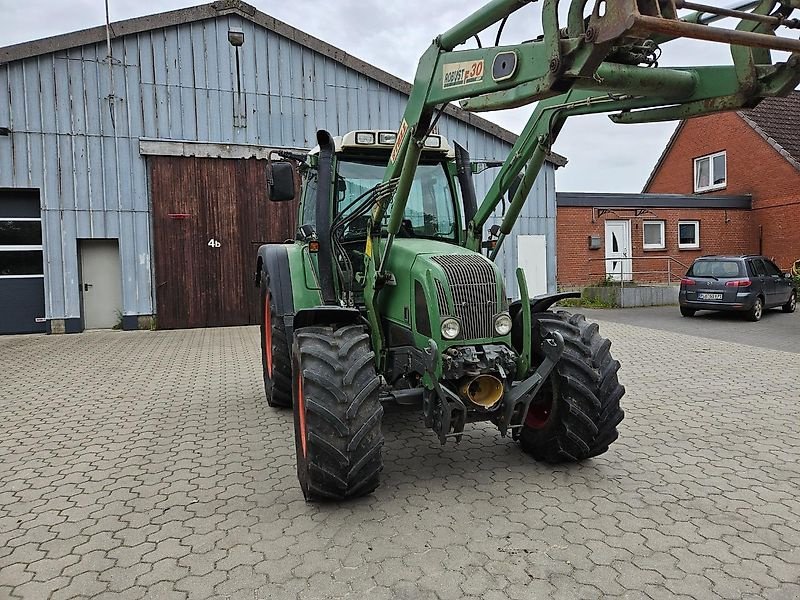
105;0;112;61
104;0;116;128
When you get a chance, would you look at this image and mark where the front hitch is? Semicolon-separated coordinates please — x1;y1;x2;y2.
422;339;467;445
497;331;565;437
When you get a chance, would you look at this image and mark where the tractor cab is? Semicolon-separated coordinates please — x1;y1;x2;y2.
295;130;470;312
304;130;460;241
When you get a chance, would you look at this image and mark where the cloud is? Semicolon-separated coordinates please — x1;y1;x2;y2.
0;0;781;192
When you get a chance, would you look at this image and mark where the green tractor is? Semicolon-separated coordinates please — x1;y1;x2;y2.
256;0;800;500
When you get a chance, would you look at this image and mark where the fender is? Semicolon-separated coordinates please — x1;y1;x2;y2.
510;287;580;377
256;243;295;321
293;306;364;331
509;291;581;317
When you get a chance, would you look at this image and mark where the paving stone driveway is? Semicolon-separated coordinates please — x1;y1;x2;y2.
1;321;799;600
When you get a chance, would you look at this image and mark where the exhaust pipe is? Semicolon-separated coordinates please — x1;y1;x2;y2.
460;374;504;409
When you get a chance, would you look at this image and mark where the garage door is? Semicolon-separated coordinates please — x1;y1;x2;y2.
150;157;297;329
0;189;46;335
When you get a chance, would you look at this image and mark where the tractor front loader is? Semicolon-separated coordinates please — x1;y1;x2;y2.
257;0;800;500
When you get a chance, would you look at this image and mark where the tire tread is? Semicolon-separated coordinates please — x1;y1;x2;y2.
520;311;625;463
293;325;383;501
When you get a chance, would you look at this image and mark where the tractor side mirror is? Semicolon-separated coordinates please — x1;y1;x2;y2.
269;162;296;202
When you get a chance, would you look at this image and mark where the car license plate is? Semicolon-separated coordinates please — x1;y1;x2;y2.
698;293;723;300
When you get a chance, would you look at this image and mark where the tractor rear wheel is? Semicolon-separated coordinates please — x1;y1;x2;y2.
517;311;625;463
292;324;383;501
260;272;292;408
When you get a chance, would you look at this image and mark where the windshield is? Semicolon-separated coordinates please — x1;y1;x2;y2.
336;158;457;241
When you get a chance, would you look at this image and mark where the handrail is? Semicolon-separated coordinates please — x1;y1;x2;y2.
585;255;691;287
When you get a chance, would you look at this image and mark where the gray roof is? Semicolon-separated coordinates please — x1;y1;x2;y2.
739;90;800;170
557;192;752;209
0;0;566;165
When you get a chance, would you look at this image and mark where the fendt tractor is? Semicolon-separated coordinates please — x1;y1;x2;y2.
256;0;800;500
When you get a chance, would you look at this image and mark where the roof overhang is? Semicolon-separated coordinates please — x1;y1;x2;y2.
557;192;752;209
0;0;569;167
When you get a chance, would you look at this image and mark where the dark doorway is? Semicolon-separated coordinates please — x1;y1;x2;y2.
150;157;297;329
0;189;46;335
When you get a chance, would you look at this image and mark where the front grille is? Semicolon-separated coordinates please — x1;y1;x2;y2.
432;254;498;340
434;279;449;317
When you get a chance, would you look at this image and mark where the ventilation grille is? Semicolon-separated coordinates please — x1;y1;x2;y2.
432;254;498;340
434;279;449;317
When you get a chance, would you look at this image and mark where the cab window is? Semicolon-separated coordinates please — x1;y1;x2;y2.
336;158;457;241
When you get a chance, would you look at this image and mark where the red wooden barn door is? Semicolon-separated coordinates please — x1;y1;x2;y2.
150;156;297;329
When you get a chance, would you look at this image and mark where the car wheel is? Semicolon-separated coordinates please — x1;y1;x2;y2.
747;296;763;322
783;291;797;314
680;307;695;317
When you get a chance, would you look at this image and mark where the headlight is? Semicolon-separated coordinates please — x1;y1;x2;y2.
441;318;460;340
355;131;376;145
494;313;512;336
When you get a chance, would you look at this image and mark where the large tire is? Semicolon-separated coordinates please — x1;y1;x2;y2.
680;307;695;317
292;324;383;501
260;272;292;408
518;311;625;463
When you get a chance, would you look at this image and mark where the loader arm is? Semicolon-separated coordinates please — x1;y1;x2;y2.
361;0;800;361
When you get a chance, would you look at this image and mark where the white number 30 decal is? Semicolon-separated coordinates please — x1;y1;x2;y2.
207;238;221;248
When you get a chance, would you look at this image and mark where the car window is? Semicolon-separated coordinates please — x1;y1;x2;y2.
751;259;767;276
688;260;744;278
762;259;783;277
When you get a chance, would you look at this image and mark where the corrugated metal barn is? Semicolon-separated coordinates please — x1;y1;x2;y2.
0;0;560;334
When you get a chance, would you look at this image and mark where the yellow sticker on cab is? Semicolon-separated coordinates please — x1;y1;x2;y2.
442;60;485;89
365;233;373;258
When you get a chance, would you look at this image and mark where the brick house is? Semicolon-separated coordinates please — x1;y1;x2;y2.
556;91;800;287
556;192;753;287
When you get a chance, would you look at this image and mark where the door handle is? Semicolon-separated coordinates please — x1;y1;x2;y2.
83;283;93;291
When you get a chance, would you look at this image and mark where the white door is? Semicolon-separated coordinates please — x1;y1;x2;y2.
80;240;123;329
517;234;548;296
604;220;632;282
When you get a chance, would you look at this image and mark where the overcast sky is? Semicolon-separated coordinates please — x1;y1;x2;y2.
0;0;761;191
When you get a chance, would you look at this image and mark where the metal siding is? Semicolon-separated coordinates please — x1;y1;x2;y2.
1;14;556;322
0;66;11;187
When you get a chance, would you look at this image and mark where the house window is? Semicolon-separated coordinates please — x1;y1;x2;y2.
694;151;726;192
678;221;700;249
642;221;665;250
0;218;44;278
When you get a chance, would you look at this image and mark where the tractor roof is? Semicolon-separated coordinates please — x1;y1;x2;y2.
308;130;453;158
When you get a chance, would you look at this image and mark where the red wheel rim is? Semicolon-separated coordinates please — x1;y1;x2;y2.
525;395;554;429
296;371;307;458
264;291;273;378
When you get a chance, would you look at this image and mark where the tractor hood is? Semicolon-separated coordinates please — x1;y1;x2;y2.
379;239;509;344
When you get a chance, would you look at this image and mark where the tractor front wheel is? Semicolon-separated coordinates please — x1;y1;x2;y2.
292;324;384;501
260;272;293;408
517;311;625;463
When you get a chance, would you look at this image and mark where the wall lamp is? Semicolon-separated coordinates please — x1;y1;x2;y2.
228;28;245;47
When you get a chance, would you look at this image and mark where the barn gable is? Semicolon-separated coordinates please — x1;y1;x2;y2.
0;1;558;331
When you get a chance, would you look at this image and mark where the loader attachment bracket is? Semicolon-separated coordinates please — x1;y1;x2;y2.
422;339;468;445
499;330;565;437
